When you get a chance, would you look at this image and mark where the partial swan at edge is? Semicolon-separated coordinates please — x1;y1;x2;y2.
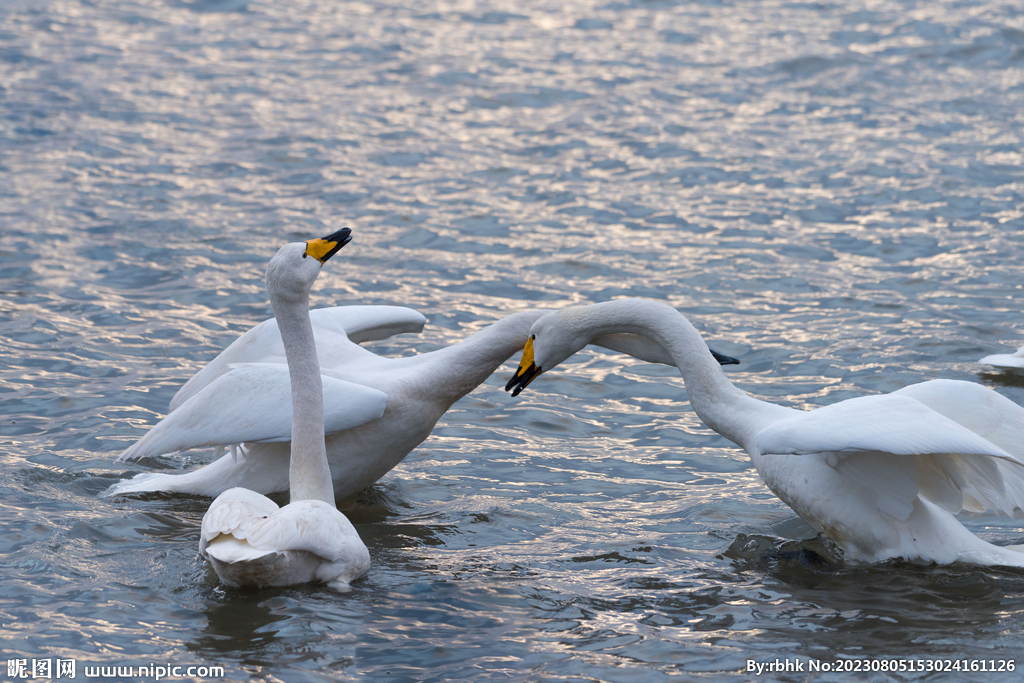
980;346;1024;372
506;298;1024;567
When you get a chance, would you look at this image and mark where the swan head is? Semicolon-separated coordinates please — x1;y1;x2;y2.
503;307;603;397
266;228;352;302
504;303;741;397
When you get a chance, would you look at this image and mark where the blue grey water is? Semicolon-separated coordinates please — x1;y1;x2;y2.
2;0;1024;680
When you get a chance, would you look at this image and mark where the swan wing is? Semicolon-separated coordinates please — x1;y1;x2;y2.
894;380;1024;460
118;364;388;461
755;394;1017;461
894;379;1024;513
755;392;1024;516
170;305;425;411
311;305;426;345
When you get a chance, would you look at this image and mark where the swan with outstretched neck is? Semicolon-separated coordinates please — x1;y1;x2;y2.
507;298;1024;567
200;229;370;590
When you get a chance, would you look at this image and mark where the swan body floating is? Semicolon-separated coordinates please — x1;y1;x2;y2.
200;229;370;591
980;346;1024;372
507;299;1024;567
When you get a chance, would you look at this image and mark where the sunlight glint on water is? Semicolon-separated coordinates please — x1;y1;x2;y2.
1;0;1023;680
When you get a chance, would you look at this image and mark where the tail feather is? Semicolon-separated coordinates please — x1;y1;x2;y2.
102;443;291;498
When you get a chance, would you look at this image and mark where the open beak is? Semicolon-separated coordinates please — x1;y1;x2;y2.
305;227;353;264
710;348;740;365
505;336;541;397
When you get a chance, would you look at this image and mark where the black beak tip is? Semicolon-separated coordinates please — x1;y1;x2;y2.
710;348;741;366
505;365;541;396
324;227;353;247
318;227;353;263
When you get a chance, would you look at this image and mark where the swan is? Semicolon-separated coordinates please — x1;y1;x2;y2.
200;228;370;591
980;346;1024;372
506;299;1024;567
106;297;738;501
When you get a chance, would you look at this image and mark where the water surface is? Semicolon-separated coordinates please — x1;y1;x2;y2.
2;0;1024;680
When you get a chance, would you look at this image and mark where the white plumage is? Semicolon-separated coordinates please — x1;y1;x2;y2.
106;293;735;501
200;488;369;590
979;345;1024;372
198;230;369;591
507;299;1024;567
119;363;388;456
105;301;554;500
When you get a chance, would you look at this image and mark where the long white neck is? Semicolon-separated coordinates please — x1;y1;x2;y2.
567;300;785;446
270;287;336;505
413;309;553;410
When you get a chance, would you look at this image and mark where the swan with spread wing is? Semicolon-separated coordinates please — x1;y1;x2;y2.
507;299;1024;566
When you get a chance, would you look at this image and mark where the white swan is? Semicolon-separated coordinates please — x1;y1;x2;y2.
200;229;370;591
107;310;553;501
980;346;1024;372
506;299;1024;567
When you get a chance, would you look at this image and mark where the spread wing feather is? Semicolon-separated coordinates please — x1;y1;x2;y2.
118;364;387;461
171;305;425;410
756;391;1024;517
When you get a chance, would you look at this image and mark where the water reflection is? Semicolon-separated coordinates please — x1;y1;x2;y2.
980;371;1024;390
722;532;1024;653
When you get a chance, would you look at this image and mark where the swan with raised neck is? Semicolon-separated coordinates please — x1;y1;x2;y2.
199;229;370;590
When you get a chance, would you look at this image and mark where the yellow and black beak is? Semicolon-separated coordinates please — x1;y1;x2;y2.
305;228;353;264
505;335;542;397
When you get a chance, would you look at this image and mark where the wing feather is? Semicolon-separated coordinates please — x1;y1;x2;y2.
756;391;1024;516
200;487;280;556
119;364;387;461
170;305;425;410
246;500;364;563
755;394;1017;462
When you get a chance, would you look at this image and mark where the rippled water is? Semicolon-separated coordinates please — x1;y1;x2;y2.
2;0;1024;680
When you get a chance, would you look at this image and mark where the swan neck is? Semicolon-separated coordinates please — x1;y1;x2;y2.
424;309;552;406
270;288;336;506
579;300;759;445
